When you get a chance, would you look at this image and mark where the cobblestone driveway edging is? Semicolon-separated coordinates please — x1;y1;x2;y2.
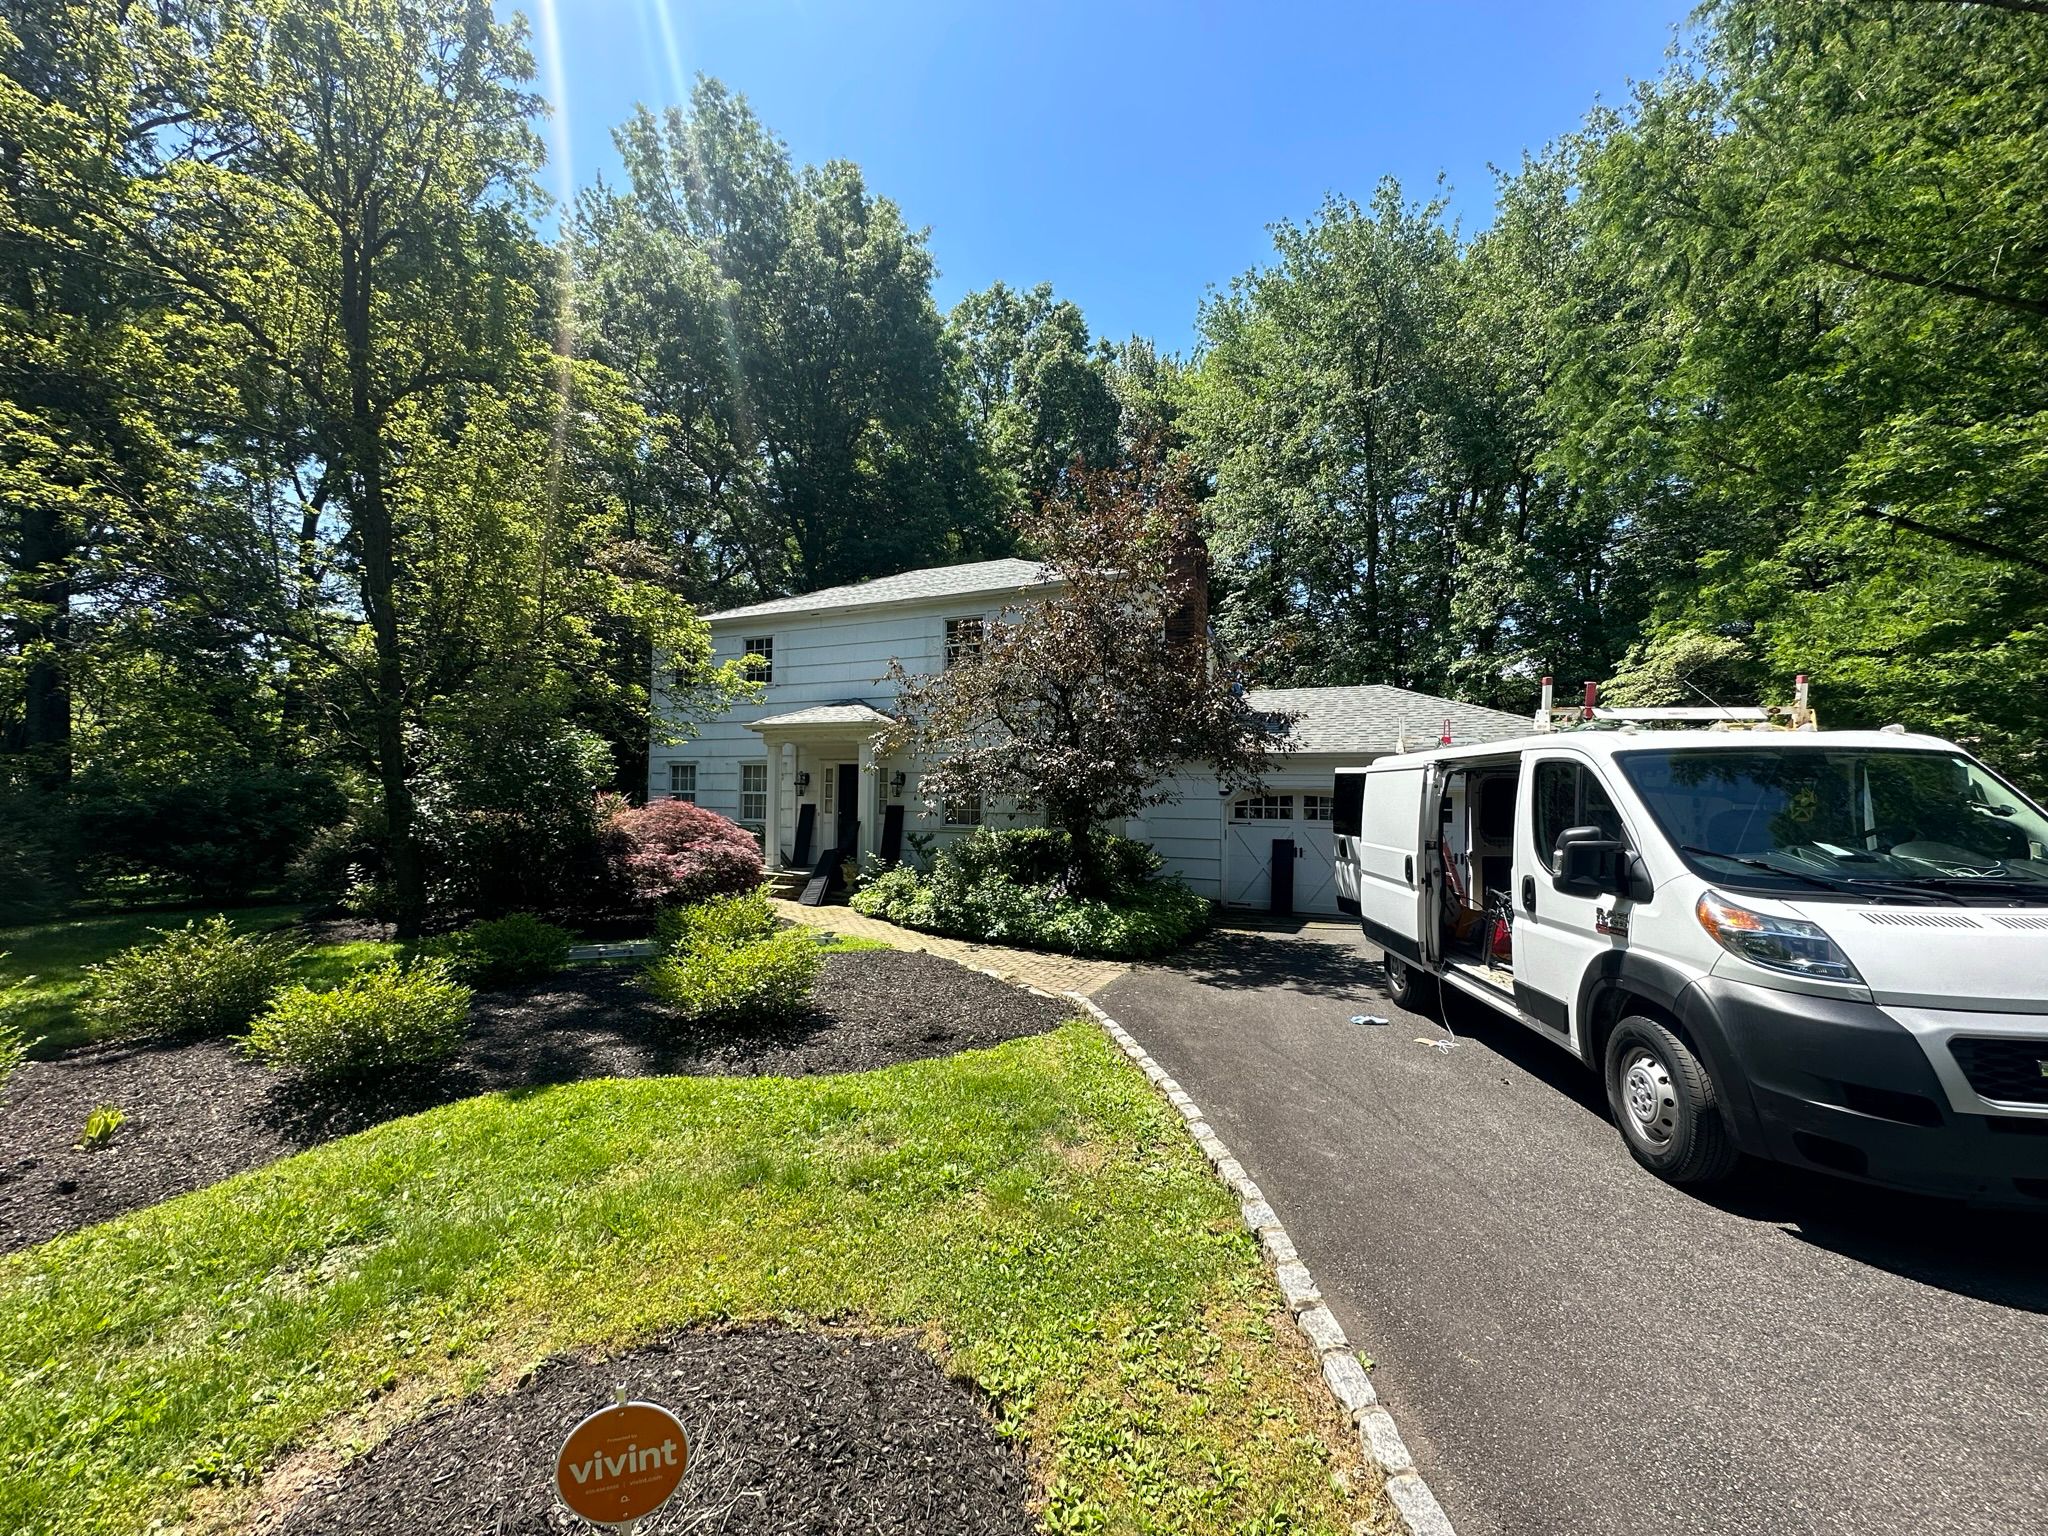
1067;991;1461;1536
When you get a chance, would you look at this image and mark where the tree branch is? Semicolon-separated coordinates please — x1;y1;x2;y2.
1850;505;2048;575
1815;251;2048;319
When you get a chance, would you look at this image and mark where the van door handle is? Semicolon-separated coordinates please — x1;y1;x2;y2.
1404;855;1414;884
1521;875;1536;913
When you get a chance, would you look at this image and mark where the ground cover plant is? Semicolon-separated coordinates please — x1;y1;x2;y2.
0;1024;1373;1536
856;828;1212;959
82;916;301;1041
242;960;473;1080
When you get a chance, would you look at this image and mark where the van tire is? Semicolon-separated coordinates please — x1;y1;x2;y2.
1383;954;1436;1012
1603;1015;1738;1187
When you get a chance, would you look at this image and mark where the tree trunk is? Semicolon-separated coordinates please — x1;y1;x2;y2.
10;498;72;791
341;223;426;938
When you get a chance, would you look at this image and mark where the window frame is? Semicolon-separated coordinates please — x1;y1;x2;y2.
1532;758;1626;872
941;790;984;828
1301;793;1335;823
741;634;775;685
739;761;769;825
1232;794;1296;822
667;762;698;803
943;615;985;669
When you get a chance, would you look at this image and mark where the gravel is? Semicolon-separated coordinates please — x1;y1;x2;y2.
0;948;1071;1254
263;1328;1034;1536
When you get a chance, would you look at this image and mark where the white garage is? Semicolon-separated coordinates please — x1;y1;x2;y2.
1184;687;1532;918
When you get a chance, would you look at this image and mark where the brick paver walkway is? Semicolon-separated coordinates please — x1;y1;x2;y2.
770;899;1127;997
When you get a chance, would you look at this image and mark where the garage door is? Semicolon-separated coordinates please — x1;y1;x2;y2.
1223;788;1338;914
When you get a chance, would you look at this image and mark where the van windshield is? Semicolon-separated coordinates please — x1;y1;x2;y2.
1615;747;2048;901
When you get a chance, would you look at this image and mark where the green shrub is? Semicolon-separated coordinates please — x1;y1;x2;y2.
82;917;301;1039
0;967;24;1092
422;912;573;987
78;1106;125;1150
243;959;472;1079
645;928;820;1024
653;887;777;954
853;829;1211;960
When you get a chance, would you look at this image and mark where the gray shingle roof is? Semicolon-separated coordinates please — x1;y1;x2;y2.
747;703;895;730
708;559;1055;624
1247;685;1529;756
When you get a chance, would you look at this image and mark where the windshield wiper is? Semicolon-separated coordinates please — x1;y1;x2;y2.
1678;845;1959;904
1910;874;2048;901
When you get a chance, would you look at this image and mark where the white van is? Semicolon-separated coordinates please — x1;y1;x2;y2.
1331;730;2048;1206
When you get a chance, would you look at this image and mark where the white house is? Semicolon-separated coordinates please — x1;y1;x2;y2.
650;558;1528;915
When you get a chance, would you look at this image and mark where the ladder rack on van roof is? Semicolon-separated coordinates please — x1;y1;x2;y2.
1532;675;1818;734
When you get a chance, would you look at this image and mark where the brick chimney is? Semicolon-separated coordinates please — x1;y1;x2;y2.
1164;528;1210;659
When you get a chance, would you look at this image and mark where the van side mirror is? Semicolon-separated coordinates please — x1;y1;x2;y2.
1553;825;1635;899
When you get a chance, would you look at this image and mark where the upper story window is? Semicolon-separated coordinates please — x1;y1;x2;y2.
944;616;984;669
742;636;774;684
668;762;697;803
1233;794;1294;821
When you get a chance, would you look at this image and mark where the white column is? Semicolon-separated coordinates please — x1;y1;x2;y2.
762;738;783;869
857;735;878;865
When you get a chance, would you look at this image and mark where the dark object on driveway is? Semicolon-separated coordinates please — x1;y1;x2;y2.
0;949;1069;1254
268;1327;1033;1536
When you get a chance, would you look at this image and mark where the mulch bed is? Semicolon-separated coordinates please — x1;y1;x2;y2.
265;1327;1034;1536
0;949;1071;1255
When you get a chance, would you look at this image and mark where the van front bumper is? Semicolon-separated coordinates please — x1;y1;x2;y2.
1674;977;2048;1209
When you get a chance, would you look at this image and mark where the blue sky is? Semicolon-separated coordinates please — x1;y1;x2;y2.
516;1;1695;354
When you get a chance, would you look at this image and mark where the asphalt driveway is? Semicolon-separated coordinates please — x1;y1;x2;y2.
1098;924;2048;1536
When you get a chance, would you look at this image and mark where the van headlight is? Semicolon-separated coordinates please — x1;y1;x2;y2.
1695;891;1863;983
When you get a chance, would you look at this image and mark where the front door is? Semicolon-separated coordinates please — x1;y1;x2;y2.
834;762;859;852
1512;750;1633;1051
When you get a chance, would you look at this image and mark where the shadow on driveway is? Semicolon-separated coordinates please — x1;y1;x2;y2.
1153;926;2048;1313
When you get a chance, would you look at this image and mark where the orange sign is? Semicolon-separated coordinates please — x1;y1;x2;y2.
555;1399;689;1528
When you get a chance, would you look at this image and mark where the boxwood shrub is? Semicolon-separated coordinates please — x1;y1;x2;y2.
645;927;820;1025
423;912;573;987
83;917;301;1039
853;828;1212;960
243;958;472;1079
653;888;778;954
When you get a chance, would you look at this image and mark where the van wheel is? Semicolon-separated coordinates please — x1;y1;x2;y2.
1383;954;1436;1012
1603;1015;1738;1187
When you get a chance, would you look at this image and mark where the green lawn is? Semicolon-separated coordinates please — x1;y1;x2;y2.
0;1023;1373;1536
0;906;398;1055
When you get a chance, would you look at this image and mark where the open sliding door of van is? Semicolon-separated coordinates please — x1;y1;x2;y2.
1352;763;1441;966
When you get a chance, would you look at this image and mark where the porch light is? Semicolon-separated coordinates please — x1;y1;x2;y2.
795;770;812;789
891;771;907;795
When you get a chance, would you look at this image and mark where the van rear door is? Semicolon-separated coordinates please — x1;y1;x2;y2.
1353;763;1440;965
1331;769;1368;915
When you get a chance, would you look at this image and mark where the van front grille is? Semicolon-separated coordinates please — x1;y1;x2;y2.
1948;1037;2048;1107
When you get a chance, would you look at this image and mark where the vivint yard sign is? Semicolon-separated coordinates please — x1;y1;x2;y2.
555;1388;690;1533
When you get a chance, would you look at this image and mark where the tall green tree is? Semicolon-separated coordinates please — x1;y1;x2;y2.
1563;0;2048;776
948;280;1120;515
583;79;1002;599
1190;181;1465;691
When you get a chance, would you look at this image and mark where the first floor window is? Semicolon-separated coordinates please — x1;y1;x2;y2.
1301;793;1334;822
942;791;983;827
668;762;698;802
1233;794;1294;821
740;761;768;823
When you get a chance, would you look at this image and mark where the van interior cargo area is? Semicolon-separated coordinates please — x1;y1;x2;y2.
1435;760;1520;994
